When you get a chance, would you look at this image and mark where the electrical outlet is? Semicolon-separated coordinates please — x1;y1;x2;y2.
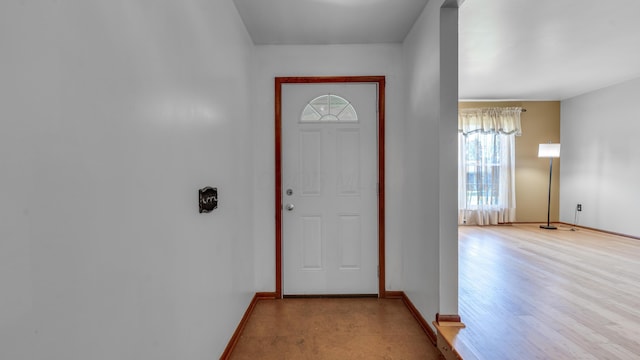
577;203;582;212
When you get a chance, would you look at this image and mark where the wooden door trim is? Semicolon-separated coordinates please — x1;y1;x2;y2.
275;76;386;298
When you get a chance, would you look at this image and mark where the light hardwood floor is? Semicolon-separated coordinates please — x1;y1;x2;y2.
457;224;640;359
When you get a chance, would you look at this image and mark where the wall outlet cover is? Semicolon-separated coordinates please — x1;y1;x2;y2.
199;187;218;213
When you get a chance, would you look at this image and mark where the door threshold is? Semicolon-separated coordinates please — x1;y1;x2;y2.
283;294;378;299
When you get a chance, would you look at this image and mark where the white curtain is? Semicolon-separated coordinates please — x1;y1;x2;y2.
458;107;522;136
458;107;522;225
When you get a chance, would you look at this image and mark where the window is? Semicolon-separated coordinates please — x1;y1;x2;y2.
301;94;358;122
461;132;504;207
458;107;522;225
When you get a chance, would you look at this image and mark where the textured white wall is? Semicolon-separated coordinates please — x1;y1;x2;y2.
0;0;255;359
402;0;459;325
560;77;640;237
250;44;406;292
438;5;460;316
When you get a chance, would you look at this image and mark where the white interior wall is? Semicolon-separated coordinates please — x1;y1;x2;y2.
0;0;459;357
250;44;406;292
402;0;459;324
438;4;460;315
560;77;640;237
0;1;255;359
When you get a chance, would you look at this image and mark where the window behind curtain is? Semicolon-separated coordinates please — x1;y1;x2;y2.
458;107;522;225
463;132;502;207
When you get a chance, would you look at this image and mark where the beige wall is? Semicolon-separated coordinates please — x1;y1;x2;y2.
459;101;561;223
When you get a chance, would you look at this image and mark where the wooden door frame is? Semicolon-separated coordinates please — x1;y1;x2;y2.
275;76;386;298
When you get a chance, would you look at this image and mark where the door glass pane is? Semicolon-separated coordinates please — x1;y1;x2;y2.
301;94;358;123
301;106;322;121
337;104;357;121
310;96;330;117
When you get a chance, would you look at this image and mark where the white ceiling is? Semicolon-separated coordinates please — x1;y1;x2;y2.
232;0;429;45
233;0;640;100
460;0;640;100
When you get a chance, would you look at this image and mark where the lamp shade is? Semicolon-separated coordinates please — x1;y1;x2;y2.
538;143;561;158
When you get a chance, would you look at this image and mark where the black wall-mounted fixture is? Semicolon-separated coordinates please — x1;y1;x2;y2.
199;187;218;213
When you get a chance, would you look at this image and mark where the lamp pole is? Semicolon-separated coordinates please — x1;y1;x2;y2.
540;156;556;229
538;143;560;230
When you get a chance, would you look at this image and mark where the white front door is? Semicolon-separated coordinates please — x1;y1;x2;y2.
282;83;378;295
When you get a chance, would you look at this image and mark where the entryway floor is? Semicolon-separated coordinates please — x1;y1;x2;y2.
228;297;441;359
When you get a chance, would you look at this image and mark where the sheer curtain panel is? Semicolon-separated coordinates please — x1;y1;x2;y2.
458;107;522;225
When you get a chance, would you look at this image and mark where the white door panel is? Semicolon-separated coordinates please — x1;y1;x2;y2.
282;83;378;295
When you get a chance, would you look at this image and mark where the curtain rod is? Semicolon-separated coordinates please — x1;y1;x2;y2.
458;107;527;112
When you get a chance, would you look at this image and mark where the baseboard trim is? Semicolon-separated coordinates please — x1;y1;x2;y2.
384;290;404;299
388;291;438;345
558;222;640;241
256;291;278;300
512;221;553;224
436;313;462;324
494;222;640;241
219;292;277;359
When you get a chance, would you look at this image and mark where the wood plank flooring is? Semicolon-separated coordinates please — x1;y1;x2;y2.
228;297;442;360
457;224;640;359
228;224;640;359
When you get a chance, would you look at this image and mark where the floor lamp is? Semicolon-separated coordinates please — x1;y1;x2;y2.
539;143;561;229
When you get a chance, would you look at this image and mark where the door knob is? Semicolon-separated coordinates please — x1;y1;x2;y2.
285;203;295;211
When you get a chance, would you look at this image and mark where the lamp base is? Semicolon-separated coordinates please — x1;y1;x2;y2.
540;224;557;230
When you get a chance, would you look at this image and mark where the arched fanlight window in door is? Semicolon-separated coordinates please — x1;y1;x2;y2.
300;94;358;122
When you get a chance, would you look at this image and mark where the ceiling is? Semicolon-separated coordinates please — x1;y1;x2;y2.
459;0;640;100
233;0;640;100
232;0;429;45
